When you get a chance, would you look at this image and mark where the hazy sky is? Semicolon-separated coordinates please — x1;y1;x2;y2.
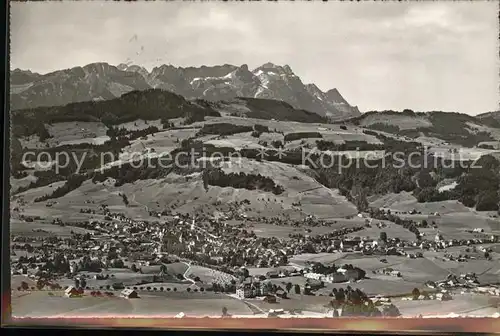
10;1;499;115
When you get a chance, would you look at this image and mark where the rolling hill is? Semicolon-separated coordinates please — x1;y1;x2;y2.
340;110;500;148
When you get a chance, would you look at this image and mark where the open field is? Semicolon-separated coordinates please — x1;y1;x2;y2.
10;174;38;194
53;268;190;288
185;265;237;284
11;274;499;318
120;128;199;157
20;122;109;149
246;266;299;277
218;158;358;218
193;116;382;145
245;294;331;314
357;114;433;130
10;219;93;237
393;293;499;317
11;290;253;317
116;119;163;131
290;253;349;267
370;192;472;215
320;278;426;297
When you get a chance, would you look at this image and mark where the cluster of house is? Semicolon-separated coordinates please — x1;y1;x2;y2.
429;233;498;250
303;266;366;283
64;285;139;299
474;286;500;297
378;268;402;278
236;279;270;299
424;273;481;291
10;191;500;308
234;276;315;300
402;291;453;301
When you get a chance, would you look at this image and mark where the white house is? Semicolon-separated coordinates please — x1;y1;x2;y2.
65;286;80;298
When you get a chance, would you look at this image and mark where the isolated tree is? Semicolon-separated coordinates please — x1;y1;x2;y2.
21;281;29;291
111;258;124;268
36;279;45;290
337;288;346;302
412;288;420;300
280;254;288;265
121;193;129;206
382;303;401;317
379;231;388;242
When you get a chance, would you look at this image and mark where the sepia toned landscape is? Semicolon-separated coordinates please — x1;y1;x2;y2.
9;1;500;320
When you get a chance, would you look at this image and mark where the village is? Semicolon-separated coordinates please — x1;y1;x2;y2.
10;198;500;318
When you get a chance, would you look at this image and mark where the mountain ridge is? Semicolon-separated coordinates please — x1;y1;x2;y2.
10;62;360;120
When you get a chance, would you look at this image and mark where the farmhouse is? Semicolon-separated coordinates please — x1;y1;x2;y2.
275;289;287;299
65;286;80;298
236;280;268;299
324;272;348;283
435;292;452;301
266;270;279;278
267;308;285;318
304;272;323;281
121;289;139;299
264;295;277;303
236;286;250;299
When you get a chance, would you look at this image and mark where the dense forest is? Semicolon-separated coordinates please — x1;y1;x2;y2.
202;168;285;195
313;152;500;212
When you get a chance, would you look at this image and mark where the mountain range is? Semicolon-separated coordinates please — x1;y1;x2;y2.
10;62;360;120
